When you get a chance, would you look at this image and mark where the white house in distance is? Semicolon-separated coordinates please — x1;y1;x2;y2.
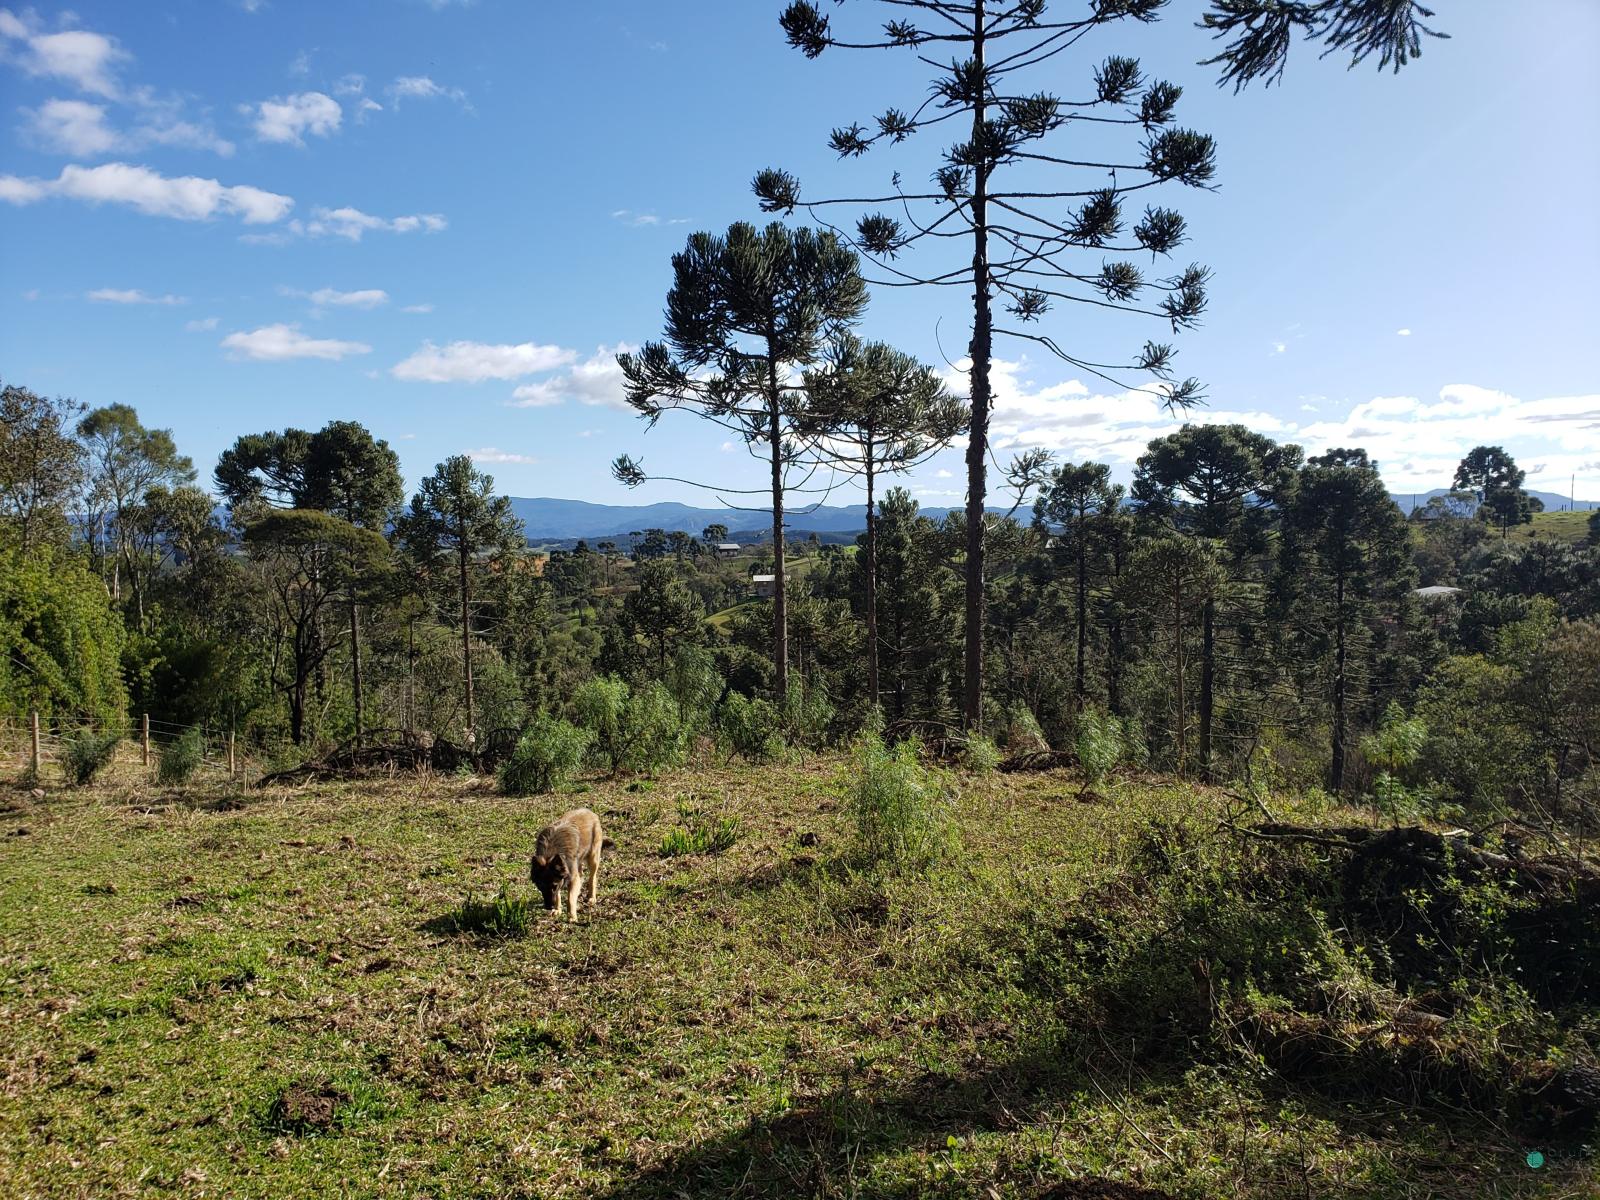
752;574;779;599
716;543;741;559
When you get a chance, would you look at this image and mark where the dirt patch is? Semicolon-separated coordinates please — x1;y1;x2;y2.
265;1084;347;1134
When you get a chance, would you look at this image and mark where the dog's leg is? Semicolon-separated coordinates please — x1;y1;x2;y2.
587;844;602;904
568;870;581;922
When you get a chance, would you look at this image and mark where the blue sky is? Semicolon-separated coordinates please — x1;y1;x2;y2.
2;0;1597;507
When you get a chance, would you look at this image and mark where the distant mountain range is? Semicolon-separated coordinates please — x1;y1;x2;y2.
508;488;1597;543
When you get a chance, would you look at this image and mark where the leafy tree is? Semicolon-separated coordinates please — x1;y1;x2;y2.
802;337;965;707
244;511;388;745
1133;423;1300;776
702;523;729;547
0;543;126;725
616;221;867;702
217;421;402;740
1034;462;1125;708
1276;448;1414;791
618;559;705;676
1123;533;1224;775
0;383;84;552
396;456;526;743
76;403;196;624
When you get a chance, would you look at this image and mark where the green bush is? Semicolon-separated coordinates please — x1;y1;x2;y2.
659;799;740;857
716;691;784;763
1074;707;1123;787
959;733;1002;773
157;729;206;786
61;727;121;786
499;716;592;796
842;731;955;870
1004;707;1049;754
571;676;688;775
780;677;834;750
446;888;532;938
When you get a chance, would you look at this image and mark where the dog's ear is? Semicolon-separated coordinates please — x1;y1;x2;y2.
549;857;567;878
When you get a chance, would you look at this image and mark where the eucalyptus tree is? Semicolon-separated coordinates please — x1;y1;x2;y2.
1033;460;1124;707
614;221;868;702
1276;448;1414;791
1133;423;1300;776
396;455;526;744
243;510;389;746
759;1;1444;732
76;404;196;625
216;421;402;741
801;336;966;706
0;383;84;553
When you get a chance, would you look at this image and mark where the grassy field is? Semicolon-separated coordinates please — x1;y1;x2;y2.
1;755;1593;1198
1521;510;1595;545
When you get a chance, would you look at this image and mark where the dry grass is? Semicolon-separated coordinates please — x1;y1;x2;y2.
0;756;1589;1198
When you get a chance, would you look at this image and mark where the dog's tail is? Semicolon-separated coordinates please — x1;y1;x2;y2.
602;837;616;851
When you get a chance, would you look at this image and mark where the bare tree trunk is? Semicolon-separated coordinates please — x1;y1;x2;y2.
962;0;990;733
459;539;474;743
1200;597;1215;780
1331;573;1347;792
1075;502;1088;705
767;345;788;703
1174;572;1187;774
349;593;364;745
864;443;879;710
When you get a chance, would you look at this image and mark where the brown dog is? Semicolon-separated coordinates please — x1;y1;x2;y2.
529;808;612;922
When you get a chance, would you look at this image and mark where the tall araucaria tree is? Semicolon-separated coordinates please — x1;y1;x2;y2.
801;336;966;708
396;455;526;745
759;0;1445;732
614;221;868;703
1033;460;1125;709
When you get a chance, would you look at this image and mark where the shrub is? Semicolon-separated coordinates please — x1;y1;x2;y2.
571;676;688;775
959;733;1002;773
716;691;784;763
1004;707;1049;754
446;888;532;938
1074;707;1123;787
781;677;835;750
659;799;740;857
157;729;205;786
1360;701;1429;826
843;731;955;870
61;727;121;786
499;717;592;796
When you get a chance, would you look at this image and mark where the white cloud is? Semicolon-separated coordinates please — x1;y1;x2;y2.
1396;328;1412;336
247;91;341;144
222;323;371;362
185;316;219;332
0;12;126;98
465;447;537;465
935;469;953;478
392;340;575;384
610;208;688;228
506;344;634;410
386;75;469;108
88;287;184;305
401;303;433;314
333;73;366;95
289;49;311;77
21;96;235;158
290;286;390;309
0;162;292;223
355;97;382;122
292;205;446;240
1271;341;1287;355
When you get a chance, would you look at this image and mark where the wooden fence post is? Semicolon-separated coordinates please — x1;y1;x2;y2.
228;730;237;777
141;713;151;767
30;710;41;778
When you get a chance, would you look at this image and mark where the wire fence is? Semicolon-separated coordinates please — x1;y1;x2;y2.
1;712;291;786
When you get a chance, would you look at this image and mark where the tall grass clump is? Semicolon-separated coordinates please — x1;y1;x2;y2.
445;887;532;938
499;716;592;795
1074;707;1124;787
62;727;121;786
658;798;740;857
843;729;955;870
157;729;205;785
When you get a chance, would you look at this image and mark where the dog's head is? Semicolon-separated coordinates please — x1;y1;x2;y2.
528;854;567;910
